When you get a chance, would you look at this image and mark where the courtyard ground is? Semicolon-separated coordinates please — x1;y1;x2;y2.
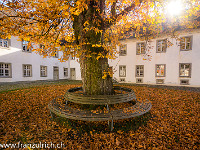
0;80;199;149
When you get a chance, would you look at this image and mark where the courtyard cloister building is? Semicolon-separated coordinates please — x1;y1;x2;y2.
0;29;200;87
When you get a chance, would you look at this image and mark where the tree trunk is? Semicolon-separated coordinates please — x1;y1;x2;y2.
80;53;114;95
73;0;114;95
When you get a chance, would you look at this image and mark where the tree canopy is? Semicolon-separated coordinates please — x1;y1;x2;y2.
1;0;199;60
1;0;200;95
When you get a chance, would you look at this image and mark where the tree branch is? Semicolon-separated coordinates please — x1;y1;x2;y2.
105;0;143;29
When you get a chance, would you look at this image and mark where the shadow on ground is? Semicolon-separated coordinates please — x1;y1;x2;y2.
51;112;152;139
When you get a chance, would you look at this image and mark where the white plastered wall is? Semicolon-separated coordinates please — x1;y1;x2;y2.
109;29;200;86
0;36;70;82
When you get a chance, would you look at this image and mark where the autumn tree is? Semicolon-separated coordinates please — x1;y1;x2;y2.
0;0;199;95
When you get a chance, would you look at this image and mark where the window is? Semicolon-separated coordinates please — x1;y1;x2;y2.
0;38;9;48
22;40;31;52
39;44;48;55
119;44;127;56
70;49;76;60
120;78;125;82
136;78;143;83
157;39;167;53
180;36;192;50
23;65;32;77
156;79;164;84
136;65;144;77
180;79;189;85
136;42;145;55
71;55;75;60
40;66;47;77
179;63;191;77
53;51;59;58
0;63;11;77
64;68;68;77
119;65;126;77
156;64;166;77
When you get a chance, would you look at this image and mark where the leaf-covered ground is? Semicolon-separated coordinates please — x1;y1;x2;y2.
0;84;199;149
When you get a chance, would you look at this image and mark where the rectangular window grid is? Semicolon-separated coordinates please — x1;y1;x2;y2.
156;64;165;77
120;78;125;82
180;36;192;50
180;63;191;77
156;79;164;84
0;63;11;77
71;54;75;60
0;39;8;48
119;44;127;56
22;41;31;52
136;78;143;83
70;48;75;60
53;51;59;58
136;65;144;77
23;65;32;77
64;68;68;77
157;39;167;52
136;42;145;55
119;66;126;77
180;79;189;85
40;66;47;77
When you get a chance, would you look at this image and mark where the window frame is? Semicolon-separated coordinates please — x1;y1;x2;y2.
179;63;192;78
53;51;59;58
119;44;127;56
40;65;47;77
155;64;166;77
23;64;32;77
119;65;126;77
156;79;165;84
180;36;193;51
70;48;76;60
180;79;189;85
136;42;146;55
0;38;10;48
71;54;75;60
22;40;31;53
156;39;167;53
64;68;68;77
0;63;12;78
135;65;144;77
136;78;143;83
119;78;126;82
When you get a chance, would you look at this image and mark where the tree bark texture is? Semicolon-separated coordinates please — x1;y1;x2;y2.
80;54;114;95
73;0;114;95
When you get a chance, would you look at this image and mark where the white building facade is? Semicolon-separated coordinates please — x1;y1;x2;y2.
1;29;200;87
0;36;81;82
109;29;200;87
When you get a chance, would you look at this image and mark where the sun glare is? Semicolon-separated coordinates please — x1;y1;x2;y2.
166;0;184;16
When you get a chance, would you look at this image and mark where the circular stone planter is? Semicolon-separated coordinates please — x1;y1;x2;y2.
48;86;152;131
